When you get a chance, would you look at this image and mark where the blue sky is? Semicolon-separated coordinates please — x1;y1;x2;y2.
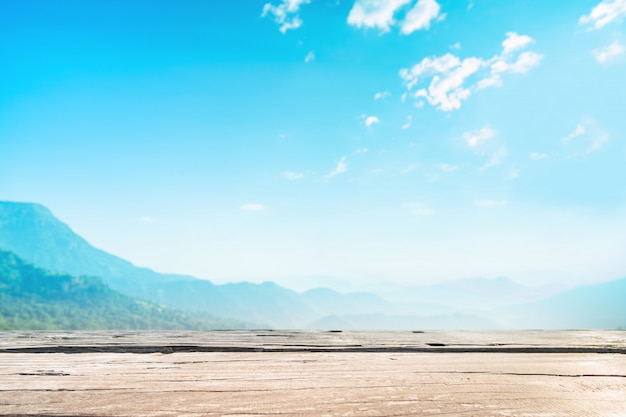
1;0;626;291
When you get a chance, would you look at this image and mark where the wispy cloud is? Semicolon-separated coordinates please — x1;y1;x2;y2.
240;203;266;211
562;118;610;155
262;0;310;33
400;0;445;34
347;0;444;34
579;0;626;30
139;216;156;223
347;0;411;32
529;152;548;161
364;115;380;127
507;168;519;180
593;40;625;63
400;32;542;111
563;122;587;143
374;91;391;100
304;51;315;63
402;115;412;129
477;33;542;90
439;163;459;172
325;156;348;179
462;125;496;148
590;133;610;153
401;54;481;111
354;148;369;154
479;148;507;171
282;171;304;180
501;32;534;55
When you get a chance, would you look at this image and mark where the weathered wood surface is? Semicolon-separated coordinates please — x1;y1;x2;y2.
1;331;626;416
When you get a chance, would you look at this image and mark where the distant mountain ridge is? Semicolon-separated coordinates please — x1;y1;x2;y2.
502;277;626;329
0;201;194;290
0;201;389;327
2;200;625;329
0;250;251;330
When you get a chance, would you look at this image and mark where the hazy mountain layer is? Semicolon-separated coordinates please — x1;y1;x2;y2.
0;250;253;330
503;277;626;329
2;200;625;330
0;201;385;327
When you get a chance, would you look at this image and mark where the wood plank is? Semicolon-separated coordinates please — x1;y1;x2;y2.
1;331;625;416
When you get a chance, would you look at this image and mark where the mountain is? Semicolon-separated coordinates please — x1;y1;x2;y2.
0;201;376;328
3;201;624;330
502;277;626;329
0;201;193;294
0;250;252;330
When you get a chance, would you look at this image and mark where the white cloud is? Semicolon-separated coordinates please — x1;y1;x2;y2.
502;32;533;55
450;42;462;50
365;115;380;127
439;163;459;172
407;55;482;111
400;0;444;34
325;157;348;179
139;216;155;223
479;148;507;171
475;74;503;90
400;33;542;111
402;115;412;129
529;152;548;160
374;91;391;100
475;199;508;207
282;171;304;180
590;132;610;152
240;203;266;211
462;125;496;147
562;118;610;154
593;40;625;63
347;0;412;31
580;0;626;30
262;0;310;33
400;53;460;89
354;148;369;154
497;51;543;74
563;122;587;143
348;0;443;34
304;51;315;63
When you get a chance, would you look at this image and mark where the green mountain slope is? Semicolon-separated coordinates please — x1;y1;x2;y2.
6;200;624;330
0;201;192;294
0;201;324;327
0;250;252;330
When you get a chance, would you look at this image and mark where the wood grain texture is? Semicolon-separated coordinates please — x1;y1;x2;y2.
1;331;625;416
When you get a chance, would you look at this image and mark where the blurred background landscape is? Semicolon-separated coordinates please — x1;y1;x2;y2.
1;201;625;330
1;1;625;330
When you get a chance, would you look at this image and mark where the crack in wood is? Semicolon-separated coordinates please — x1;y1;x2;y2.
2;345;626;354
